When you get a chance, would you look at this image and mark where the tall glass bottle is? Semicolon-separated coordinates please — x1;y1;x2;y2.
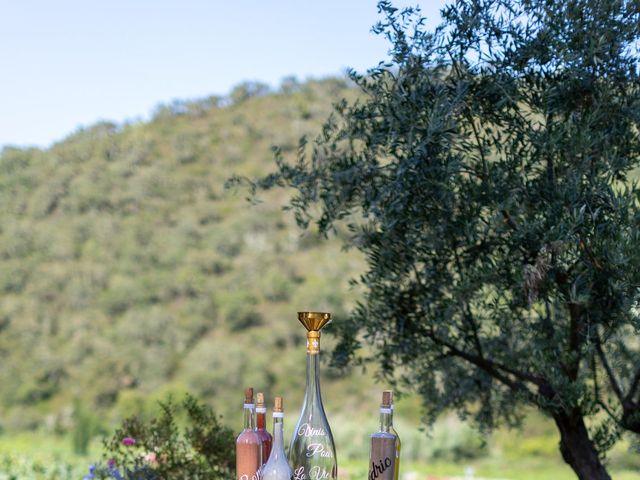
256;392;273;466
262;396;293;480
289;311;337;480
368;391;396;480
386;390;401;480
236;387;262;480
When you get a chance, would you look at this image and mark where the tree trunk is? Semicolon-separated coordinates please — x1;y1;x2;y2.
554;412;611;480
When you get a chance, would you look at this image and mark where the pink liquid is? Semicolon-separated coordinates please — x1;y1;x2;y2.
236;429;261;480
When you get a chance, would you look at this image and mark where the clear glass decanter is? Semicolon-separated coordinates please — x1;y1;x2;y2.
261;396;293;480
289;312;337;480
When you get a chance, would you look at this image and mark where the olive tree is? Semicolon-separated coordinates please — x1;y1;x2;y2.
243;1;640;478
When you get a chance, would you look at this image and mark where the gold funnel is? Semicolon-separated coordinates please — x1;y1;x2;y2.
298;312;331;354
298;312;332;332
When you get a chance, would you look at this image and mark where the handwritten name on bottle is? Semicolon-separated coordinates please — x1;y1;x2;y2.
305;443;333;458
297;423;327;437
239;474;260;480
368;457;393;480
293;466;331;480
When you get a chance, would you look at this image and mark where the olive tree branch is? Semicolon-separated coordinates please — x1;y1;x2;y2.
595;338;625;404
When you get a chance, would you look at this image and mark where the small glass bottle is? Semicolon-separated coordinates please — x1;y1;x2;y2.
367;391;397;480
236;387;262;480
262;396;293;480
386;391;401;480
289;311;337;480
256;392;273;467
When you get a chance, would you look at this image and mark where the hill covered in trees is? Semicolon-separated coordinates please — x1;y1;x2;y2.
0;77;373;434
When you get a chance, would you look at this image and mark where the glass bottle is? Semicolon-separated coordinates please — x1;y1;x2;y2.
289;312;337;480
256;392;273;466
368;391;396;480
236;387;262;480
262;396;293;480
386;390;401;480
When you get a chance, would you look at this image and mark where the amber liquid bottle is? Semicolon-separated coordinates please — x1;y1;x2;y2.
236;387;262;480
256;392;273;467
368;391;397;480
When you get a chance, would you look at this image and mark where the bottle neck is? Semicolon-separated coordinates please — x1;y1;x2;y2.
305;348;322;401
379;408;392;433
272;414;284;449
243;403;256;430
256;408;267;429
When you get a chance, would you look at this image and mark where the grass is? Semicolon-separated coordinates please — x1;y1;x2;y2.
0;432;638;480
340;458;640;480
0;432;100;479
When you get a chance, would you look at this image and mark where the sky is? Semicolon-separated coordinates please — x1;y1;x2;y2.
0;0;447;149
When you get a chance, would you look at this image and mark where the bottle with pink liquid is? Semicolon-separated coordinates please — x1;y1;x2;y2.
236;387;262;480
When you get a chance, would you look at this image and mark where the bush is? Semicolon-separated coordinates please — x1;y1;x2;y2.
90;394;234;479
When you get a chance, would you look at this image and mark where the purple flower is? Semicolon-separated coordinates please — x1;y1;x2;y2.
122;436;136;446
83;464;96;480
108;465;123;480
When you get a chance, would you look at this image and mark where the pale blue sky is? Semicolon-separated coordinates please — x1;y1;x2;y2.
0;1;446;148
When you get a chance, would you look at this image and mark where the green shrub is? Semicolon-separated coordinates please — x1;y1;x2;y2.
95;394;234;479
219;291;262;331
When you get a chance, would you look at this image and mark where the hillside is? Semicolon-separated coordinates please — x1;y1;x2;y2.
0;78;377;434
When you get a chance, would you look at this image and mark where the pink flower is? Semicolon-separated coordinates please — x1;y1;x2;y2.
144;452;158;465
122;437;136;446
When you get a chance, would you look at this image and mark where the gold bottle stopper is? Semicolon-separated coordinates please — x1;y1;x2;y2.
298;312;331;355
244;387;254;404
382;390;393;408
256;392;265;408
274;396;283;413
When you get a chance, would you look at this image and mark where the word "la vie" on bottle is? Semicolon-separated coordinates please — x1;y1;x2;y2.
293;466;331;480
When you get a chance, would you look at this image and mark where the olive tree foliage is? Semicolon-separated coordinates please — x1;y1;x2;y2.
239;1;640;478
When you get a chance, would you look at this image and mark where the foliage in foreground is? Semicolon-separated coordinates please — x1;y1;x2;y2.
86;394;234;480
249;1;640;479
87;395;235;480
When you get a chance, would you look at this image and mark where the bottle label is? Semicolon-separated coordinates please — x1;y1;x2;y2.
305;443;334;458
292;423;336;478
368;436;396;480
368;456;394;480
293;466;332;479
297;423;327;437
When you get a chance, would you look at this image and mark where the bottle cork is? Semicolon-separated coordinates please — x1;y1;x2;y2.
274;396;283;413
256;392;265;408
382;390;392;408
244;387;254;404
